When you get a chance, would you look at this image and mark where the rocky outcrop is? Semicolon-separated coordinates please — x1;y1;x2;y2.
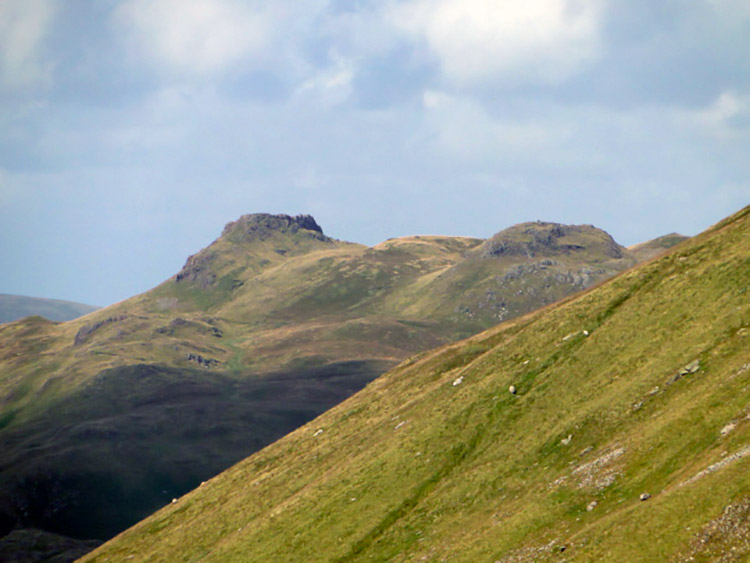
220;213;329;242
175;251;218;289
666;359;701;386
479;222;625;260
155;318;223;338
186;353;220;368
74;316;127;346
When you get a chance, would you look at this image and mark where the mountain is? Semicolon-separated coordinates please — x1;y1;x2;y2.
0;294;99;324
82;206;750;562
0;213;659;546
628;232;689;262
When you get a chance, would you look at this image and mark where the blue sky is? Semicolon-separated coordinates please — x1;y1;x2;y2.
1;0;748;306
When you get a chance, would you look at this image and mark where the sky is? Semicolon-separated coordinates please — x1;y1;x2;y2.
1;0;749;307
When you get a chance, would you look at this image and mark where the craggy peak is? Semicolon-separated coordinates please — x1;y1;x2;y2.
175;213;329;290
221;213;325;240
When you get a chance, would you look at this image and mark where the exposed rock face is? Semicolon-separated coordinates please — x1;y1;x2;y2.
175;251;218;289
479;222;625;260
221;213;328;242
155;318;223;338
679;498;750;561
74;316;127;346
186;353;220;368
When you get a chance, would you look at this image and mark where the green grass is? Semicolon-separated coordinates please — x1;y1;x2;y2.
0;216;692;547
79;206;750;562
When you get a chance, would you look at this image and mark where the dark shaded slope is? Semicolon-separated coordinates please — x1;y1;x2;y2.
0;360;389;540
0;528;100;562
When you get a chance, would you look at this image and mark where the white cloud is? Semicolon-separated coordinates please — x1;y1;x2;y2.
389;0;603;86
0;0;56;90
114;0;278;76
420;89;569;160
294;52;355;106
682;90;750;139
319;6;403;59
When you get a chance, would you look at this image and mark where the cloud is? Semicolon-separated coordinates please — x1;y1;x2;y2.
389;0;603;86
114;0;279;77
682;90;750;138
0;0;56;90
294;52;355;106
420;90;569;161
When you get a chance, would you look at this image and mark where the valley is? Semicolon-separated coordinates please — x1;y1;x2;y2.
82;206;750;561
0;213;683;553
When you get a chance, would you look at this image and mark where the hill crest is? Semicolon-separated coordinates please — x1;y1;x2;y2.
477;221;625;260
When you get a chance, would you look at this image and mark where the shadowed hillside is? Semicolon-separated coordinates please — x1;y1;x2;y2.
83;206;749;562
0;213;671;549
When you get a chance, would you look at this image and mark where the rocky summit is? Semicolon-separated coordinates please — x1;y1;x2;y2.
0;212;684;557
220;212;326;239
478;221;626;260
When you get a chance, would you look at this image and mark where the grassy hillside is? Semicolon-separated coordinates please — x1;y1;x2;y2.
84;206;750;562
0;214;651;544
0;294;99;324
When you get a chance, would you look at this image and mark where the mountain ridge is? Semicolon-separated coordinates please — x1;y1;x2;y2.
82;206;750;562
0;213;683;549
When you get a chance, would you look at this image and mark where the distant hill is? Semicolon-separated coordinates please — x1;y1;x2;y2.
0;294;99;324
628;232;688;262
85;207;750;562
0;213;675;549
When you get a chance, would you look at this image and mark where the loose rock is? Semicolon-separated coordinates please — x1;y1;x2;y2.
681;359;701;375
509;385;517;394
640;493;651;501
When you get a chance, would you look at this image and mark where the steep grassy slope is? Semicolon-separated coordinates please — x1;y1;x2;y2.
85;206;750;562
0;294;99;324
0;214;650;544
